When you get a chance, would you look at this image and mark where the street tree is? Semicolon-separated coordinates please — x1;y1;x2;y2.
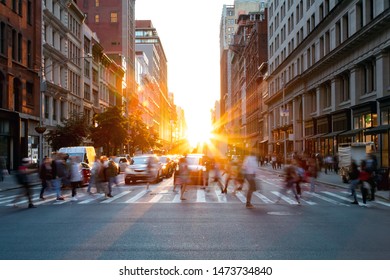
127;110;161;155
89;106;129;156
45;113;89;151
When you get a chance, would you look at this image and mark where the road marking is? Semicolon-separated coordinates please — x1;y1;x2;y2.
197;189;206;203
308;192;349;206
341;191;390;207
299;197;317;205
101;191;131;203
322;191;353;204
271;191;299;204
254;192;273;203
172;193;181;203
78;193;106;204
235;191;247;203
148;189;168;203
125;189;149;203
215;190;227;203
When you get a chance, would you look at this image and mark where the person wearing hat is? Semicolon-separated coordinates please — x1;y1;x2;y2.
13;158;37;208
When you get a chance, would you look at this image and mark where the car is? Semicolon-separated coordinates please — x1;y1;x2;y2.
113;156;130;173
80;162;91;186
159;155;175;178
182;154;208;185
124;154;163;184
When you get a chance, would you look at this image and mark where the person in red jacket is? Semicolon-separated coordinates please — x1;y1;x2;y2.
358;160;370;207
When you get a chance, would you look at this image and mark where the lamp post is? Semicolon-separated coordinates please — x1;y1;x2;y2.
35;76;47;165
281;75;288;165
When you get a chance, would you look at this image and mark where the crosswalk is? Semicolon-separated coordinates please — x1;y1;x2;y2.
1;184;389;208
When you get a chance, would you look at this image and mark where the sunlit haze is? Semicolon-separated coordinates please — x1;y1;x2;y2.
135;0;234;146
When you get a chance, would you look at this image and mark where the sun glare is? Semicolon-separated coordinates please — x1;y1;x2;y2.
187;121;213;148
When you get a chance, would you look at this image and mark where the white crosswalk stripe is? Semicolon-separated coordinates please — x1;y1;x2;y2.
307;192;350;206
125;189;149;203
271;191;299;205
101;191;132;203
254;192;274;203
1;187;389;207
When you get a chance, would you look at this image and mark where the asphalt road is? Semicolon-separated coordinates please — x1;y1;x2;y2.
1;169;390;260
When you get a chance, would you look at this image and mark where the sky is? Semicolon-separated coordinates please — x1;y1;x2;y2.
135;0;234;144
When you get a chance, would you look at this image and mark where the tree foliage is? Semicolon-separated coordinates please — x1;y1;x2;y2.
89;106;129;155
45;113;89;151
127;110;161;155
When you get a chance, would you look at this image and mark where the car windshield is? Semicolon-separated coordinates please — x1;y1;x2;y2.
186;157;201;165
159;157;168;163
132;157;150;165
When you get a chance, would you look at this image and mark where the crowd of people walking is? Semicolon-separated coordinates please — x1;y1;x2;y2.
8;148;385;209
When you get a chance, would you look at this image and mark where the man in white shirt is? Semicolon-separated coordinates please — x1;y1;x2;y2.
242;152;258;208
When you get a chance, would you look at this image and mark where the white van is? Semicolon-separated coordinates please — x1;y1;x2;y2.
58;146;96;167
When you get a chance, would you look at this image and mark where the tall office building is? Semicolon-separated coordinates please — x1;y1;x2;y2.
77;0;136;116
135;20;172;148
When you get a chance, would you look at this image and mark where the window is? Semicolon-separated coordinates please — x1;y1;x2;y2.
44;96;49;119
12;30;17;60
95;14;99;23
27;40;32;68
27;1;32;24
95;0;99;7
0;22;5;54
84;60;90;78
84;83;91;101
17;33;22;62
26;82;33;106
363;60;376;94
110;12;118;23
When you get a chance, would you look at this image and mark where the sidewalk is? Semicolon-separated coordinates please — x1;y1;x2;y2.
258;163;390;201
0;173;41;192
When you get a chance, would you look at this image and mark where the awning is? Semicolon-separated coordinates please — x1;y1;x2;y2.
260;139;268;144
306;133;326;139
321;130;347;138
364;124;390;135
339;128;365;137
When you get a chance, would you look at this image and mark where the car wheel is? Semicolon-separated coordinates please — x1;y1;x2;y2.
125;179;130;185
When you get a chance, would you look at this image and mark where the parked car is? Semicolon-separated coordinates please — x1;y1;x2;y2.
113;156;130;173
182;154;207;185
159;155;175;178
124;154;163;184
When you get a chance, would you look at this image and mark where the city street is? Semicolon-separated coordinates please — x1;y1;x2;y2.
1;167;389;260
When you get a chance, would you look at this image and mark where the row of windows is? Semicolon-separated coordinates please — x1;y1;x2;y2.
90;12;118;23
0;22;33;68
269;0;380;91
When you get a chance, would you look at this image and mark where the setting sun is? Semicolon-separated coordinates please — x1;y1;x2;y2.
186;120;213;148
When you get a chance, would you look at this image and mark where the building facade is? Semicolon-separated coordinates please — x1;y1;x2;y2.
77;0;136;117
266;0;390;168
135;20;173;151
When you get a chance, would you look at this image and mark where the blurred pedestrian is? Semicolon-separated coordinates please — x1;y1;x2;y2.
51;152;68;201
242;152;258;208
209;158;225;193
87;156;103;194
69;156;83;201
359;160;371;207
223;157;243;194
13;158;37;208
307;157;318;192
348;160;360;205
146;156;155;191
38;156;53;200
105;158;118;197
276;164;300;205
173;156;189;200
